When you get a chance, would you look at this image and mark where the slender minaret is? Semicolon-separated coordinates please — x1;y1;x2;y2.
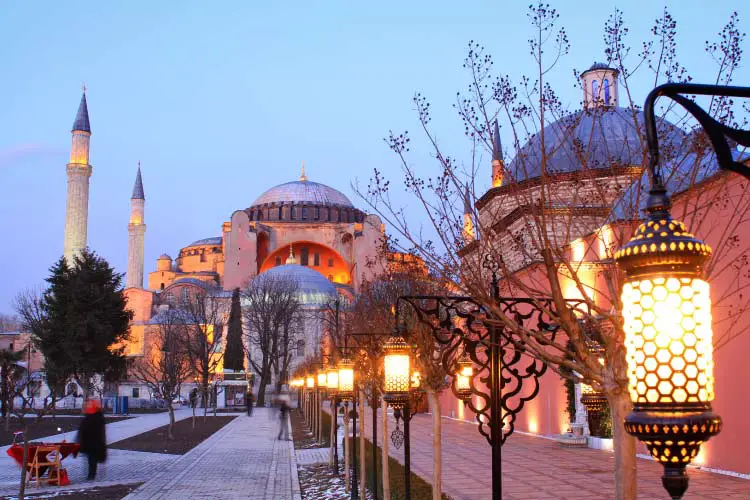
462;184;476;244
491;120;504;188
127;163;146;288
63;88;93;263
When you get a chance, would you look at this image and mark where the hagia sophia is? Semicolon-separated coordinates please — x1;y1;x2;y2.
55;62;750;477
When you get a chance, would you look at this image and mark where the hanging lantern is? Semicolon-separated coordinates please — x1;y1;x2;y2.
317;370;328;389
615;199;721;499
306;374;315;389
455;354;474;401
338;358;354;402
383;334;410;409
327;368;339;394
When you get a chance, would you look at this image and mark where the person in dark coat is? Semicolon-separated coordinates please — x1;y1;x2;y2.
277;400;291;440
246;390;254;416
77;399;107;480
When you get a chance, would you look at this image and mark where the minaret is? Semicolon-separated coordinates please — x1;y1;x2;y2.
299;161;308;182
127;163;146;288
462;185;476;244
63;88;93;263
491;120;504;188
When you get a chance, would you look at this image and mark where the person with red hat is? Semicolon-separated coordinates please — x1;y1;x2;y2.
77;400;107;480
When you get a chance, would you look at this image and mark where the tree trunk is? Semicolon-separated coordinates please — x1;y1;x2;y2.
167;404;176;440
359;389;366;500
318;394;324;444
381;396;391;500
329;403;335;467
609;389;637;500
427;390;442;500
344;406;350;493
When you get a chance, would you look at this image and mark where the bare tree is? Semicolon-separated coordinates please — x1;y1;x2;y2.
180;283;227;417
0;314;20;333
356;6;748;500
132;312;192;439
242;273;301;406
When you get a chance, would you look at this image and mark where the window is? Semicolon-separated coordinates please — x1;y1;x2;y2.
302;207;308;220
132;387;140;398
275;256;282;266
592;80;599;101
313;252;320;266
297;339;305;357
180;287;189;305
8;342;13;351
301;247;309;266
603;78;611;104
278;207;283;219
200;252;206;262
328;258;334;267
290;206;296;220
328;274;333;281
315;207;320;220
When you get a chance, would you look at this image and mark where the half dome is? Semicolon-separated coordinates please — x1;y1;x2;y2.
253;264;337;307
252;180;353;208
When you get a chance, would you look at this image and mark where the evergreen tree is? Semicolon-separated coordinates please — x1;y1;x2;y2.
39;250;132;396
223;288;245;372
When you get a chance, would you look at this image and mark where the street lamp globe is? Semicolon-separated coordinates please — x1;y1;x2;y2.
383;334;411;409
615;198;721;499
455;354;474;401
337;358;354;402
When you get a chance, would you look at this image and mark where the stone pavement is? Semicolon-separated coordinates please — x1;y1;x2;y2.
354;406;750;500
125;408;301;500
0;408;197;496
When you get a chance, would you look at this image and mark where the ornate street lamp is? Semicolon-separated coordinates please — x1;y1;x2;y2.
382;333;411;409
613;82;750;499
454;353;474;401
327;368;339;394
318;370;328;390
337;358;354;402
579;382;608;437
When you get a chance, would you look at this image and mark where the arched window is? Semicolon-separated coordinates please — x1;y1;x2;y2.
603;78;611;104
592;80;599;101
313;252;320;266
275;256;282;266
301;207;308;220
290;206;296;220
297;339;305;356
301;247;309;266
278;207;283;220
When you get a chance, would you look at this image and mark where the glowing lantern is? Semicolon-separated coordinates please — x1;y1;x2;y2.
383;334;410;409
327;368;339;393
615;199;721;499
317;370;327;389
337;358;354;402
306;375;315;389
455;354;473;401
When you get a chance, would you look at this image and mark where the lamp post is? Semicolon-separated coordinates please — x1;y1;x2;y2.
317;370;328;443
613;83;750;499
338;357;358;500
327;367;340;474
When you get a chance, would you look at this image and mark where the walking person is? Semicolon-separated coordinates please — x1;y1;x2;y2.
246;389;254;417
77;399;106;481
277;400;291;440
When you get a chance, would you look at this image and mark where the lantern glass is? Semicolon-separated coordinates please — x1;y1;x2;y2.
622;276;714;405
456;364;472;392
411;370;421;389
338;359;354;397
306;375;315;389
384;353;410;395
327;370;339;390
317;371;327;388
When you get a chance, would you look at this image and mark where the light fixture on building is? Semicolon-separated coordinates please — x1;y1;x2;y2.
455;353;473;401
337;358;354;402
615;189;721;499
383;333;410;409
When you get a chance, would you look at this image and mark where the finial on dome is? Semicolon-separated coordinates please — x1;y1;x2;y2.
286;245;298;264
299;161;308;182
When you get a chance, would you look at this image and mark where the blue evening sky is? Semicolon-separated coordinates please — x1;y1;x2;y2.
0;1;747;313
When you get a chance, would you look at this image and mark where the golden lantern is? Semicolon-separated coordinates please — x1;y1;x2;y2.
337;358;354;402
410;370;422;391
327;368;339;393
306;375;315;389
383;334;410;409
317;370;328;389
615;196;721;499
455;354;473;401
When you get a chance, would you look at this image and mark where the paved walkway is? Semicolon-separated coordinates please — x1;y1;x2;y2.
352;405;750;500
124;408;301;500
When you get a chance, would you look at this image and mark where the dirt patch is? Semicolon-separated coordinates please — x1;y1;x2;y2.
0;417;132;446
291;407;332;449
2;482;142;499
109;415;235;455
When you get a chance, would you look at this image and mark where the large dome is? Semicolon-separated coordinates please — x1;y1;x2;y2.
509;107;687;182
253;264;337;306
252;179;353;208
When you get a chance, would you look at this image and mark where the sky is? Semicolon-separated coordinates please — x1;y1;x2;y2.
1;1;748;313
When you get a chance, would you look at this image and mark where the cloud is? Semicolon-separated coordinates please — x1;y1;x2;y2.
0;143;64;168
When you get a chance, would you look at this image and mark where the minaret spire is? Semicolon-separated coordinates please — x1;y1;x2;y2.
491;120;504;188
462;184;476;244
299;161;308;182
286;244;298;264
127;162;146;288
63;90;93;263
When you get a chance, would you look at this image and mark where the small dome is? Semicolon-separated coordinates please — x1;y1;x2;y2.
252;264;337;307
252;180;353;208
584;62;616;72
509;107;687;182
158;254;172;260
186;237;222;247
